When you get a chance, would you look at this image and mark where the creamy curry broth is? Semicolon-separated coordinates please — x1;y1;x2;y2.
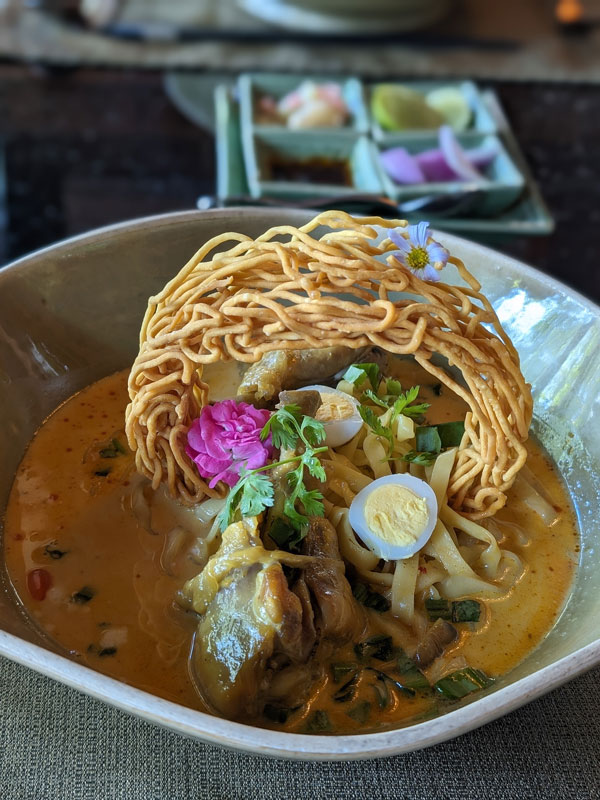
3;362;579;733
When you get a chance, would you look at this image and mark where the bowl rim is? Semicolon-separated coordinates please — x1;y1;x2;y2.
2;207;600;761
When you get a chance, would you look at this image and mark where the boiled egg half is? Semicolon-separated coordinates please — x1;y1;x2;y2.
301;384;363;448
349;473;438;561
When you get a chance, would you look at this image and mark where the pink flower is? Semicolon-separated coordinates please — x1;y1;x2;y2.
186;400;273;489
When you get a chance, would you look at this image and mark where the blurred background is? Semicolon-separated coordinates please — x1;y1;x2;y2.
0;0;599;300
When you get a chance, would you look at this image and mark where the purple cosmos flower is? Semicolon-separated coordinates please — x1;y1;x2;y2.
186;400;274;489
389;222;449;282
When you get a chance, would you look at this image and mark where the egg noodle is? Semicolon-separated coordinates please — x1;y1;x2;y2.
126;211;532;519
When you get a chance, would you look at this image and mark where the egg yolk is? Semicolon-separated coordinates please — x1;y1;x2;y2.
315;393;356;422
364;485;429;547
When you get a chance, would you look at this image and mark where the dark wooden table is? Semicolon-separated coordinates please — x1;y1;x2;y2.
1;65;599;304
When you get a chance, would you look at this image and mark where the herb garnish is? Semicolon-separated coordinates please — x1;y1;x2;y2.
216;405;327;533
358;385;430;456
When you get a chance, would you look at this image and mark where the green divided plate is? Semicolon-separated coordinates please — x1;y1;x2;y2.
238;73;369;136
369;80;498;144
376;132;525;216
213;82;553;240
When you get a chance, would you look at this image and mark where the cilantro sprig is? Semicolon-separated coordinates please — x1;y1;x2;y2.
358;383;430;456
216;405;327;533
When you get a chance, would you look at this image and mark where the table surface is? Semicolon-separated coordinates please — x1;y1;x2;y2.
1;65;600;800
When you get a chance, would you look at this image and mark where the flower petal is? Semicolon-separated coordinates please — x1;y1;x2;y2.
426;241;449;267
409;221;430;248
422;263;441;282
388;228;411;252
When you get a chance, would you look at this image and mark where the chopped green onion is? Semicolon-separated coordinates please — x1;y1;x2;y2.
432;383;443;396
415;426;442;454
395;650;430;690
425;598;481;623
111;438;127;454
434;667;494;700
425;598;452;620
416;421;465;452
94;468;111;477
452;599;481;623
98;647;117;657
343;362;381;391
436;421;466;447
331;662;358;684
346;701;371;724
304;710;332;733
354;634;394;662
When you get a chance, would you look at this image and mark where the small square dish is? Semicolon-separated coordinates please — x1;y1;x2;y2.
376;133;525;217
238;73;369;135
243;130;383;199
369;80;497;145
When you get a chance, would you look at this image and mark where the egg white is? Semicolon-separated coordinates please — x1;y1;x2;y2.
302;384;363;448
349;473;438;561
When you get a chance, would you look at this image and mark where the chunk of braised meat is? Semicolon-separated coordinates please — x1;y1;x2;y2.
278;389;321;417
181;517;315;719
413;618;458;669
237;346;365;404
301;516;364;645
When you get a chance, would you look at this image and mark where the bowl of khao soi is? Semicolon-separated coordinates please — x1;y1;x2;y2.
0;209;591;759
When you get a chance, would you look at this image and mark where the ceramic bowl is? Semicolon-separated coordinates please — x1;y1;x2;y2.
1;209;599;760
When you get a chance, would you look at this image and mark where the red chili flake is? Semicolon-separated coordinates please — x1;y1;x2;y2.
47;494;59;502
418;566;427;574
27;568;52;601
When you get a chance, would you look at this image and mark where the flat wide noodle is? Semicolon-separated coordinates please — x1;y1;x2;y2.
126;211;532;518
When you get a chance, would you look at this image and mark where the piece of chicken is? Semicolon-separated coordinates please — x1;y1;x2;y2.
181;517;314;718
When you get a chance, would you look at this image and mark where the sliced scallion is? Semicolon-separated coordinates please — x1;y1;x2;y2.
434;667;493;700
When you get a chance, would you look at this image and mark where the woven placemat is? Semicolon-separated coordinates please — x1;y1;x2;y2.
1;2;600;82
1;654;599;800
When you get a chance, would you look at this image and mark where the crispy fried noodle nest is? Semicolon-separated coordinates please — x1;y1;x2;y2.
125;212;532;520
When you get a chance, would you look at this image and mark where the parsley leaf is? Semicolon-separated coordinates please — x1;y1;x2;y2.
218;405;328;533
239;470;274;517
403;450;438;466
260;404;302;450
358;405;394;453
